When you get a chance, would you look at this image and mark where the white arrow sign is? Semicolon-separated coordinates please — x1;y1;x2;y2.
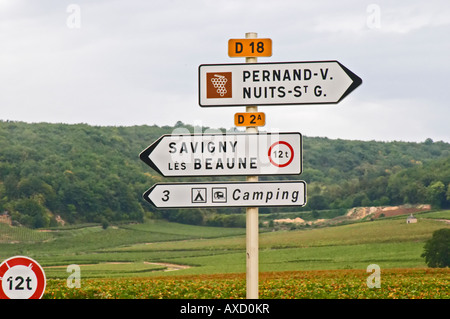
143;181;307;208
140;132;302;177
199;60;362;107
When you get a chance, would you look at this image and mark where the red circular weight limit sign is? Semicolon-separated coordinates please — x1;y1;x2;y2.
0;256;46;299
268;141;294;168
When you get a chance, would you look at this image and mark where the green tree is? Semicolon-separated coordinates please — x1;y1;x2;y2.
308;195;330;210
13;198;48;228
421;228;450;268
174;209;204;225
426;181;446;208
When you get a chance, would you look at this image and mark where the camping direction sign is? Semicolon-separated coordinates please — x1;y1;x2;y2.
143;181;307;208
198;60;362;107
140;132;302;177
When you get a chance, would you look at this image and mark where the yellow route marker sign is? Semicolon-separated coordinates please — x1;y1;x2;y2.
234;112;265;127
228;38;272;57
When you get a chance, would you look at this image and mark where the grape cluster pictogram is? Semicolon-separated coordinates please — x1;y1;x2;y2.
210;74;228;97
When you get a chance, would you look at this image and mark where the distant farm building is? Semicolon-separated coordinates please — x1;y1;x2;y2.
406;214;417;224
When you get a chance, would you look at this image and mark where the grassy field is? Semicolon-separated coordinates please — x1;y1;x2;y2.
0;210;449;298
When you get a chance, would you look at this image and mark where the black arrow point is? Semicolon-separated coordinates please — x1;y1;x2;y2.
139;135;165;176
142;185;157;207
337;61;362;103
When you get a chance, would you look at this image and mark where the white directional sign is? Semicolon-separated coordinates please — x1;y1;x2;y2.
143;181;307;208
140;132;302;177
199;60;362;107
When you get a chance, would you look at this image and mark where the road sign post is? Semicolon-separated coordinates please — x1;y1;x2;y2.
243;32;259;300
139;32;361;300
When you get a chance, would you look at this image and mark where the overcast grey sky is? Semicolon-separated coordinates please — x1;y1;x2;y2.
1;0;449;142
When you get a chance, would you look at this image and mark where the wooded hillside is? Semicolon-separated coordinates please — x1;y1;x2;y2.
0;120;449;228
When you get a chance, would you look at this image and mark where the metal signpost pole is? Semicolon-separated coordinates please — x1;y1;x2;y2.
245;32;259;299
